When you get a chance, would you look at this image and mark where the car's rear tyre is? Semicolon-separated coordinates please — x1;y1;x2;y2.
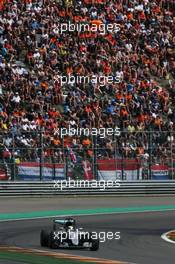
48;231;58;249
90;238;99;251
40;230;49;247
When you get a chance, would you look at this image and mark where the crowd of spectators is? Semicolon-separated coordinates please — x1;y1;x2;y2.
0;0;175;167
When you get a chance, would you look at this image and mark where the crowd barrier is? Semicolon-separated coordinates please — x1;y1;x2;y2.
0;181;175;196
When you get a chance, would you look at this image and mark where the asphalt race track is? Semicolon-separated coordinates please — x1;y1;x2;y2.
0;210;175;264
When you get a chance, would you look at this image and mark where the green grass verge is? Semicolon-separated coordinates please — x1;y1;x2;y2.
0;251;91;264
1;205;175;221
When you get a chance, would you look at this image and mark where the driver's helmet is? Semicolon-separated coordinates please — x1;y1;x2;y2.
64;218;75;229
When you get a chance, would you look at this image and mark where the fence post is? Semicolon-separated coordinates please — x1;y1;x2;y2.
61;135;67;179
170;130;173;179
11;132;15;181
39;129;44;181
93;135;98;180
148;130;152;180
65;145;68;180
114;135;118;180
52;154;56;180
121;131;124;180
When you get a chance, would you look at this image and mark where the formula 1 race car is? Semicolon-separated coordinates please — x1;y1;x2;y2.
40;218;99;251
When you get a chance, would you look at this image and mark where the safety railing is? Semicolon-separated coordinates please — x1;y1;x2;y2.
0;181;175;196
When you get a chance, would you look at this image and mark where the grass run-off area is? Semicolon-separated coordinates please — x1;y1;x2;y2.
0;251;92;264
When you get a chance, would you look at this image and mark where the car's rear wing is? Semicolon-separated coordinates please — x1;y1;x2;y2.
54;219;66;225
54;218;75;225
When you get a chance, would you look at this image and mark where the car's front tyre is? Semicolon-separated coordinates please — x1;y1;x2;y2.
90;237;99;251
48;231;59;249
40;229;49;247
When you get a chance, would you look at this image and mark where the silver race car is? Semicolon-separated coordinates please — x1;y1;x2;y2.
40;217;99;251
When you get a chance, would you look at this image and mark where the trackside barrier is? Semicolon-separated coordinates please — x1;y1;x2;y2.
0;181;175;196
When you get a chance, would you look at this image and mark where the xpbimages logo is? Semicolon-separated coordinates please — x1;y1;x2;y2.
54;126;121;138
53;179;121;191
57;74;121;87
53;21;121;35
54;229;121;243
